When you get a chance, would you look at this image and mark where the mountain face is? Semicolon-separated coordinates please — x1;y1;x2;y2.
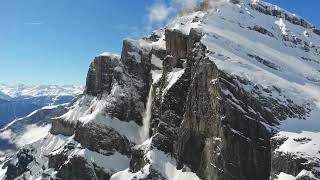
0;84;83;127
1;0;320;179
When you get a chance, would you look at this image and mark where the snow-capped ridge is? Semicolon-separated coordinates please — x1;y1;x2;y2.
0;84;83;98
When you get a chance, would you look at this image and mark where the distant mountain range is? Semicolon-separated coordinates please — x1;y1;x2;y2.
0;84;83;127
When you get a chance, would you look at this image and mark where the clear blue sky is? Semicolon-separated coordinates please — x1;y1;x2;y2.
0;0;319;85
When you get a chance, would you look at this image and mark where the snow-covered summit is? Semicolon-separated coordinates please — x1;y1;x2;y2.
195;0;320;129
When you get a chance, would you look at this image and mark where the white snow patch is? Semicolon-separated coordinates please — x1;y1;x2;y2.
275;18;288;35
111;147;200;180
297;170;318;179
162;68;185;97
275;172;295;180
69;148;129;173
145;149;200;180
274;131;320;160
151;55;163;68
0;164;7;180
152;70;163;84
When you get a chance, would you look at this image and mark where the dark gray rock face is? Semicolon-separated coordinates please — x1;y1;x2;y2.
85;55;120;96
271;152;310;179
247;53;279;70
56;156;111;180
74;122;131;155
165;29;189;61
50;118;76;136
145;28;275;180
4;148;34;180
248;25;275;37
121;40;151;85
314;29;320;36
175;46;271;180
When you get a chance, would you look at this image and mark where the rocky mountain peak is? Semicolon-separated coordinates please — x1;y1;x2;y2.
85;53;121;96
1;0;320;180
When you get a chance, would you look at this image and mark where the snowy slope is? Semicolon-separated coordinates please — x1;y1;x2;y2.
199;1;320;128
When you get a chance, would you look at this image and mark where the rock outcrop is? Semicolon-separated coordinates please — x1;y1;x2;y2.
85;55;120;96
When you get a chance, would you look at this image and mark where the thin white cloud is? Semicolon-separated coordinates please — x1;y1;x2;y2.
23;22;45;25
148;3;174;23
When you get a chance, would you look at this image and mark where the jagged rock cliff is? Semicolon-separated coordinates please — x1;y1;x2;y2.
1;0;320;180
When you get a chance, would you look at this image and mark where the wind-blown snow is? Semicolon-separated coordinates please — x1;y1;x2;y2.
162;68;185;97
168;11;205;35
15;124;51;147
140;86;154;143
275;18;288;35
0;124;51;152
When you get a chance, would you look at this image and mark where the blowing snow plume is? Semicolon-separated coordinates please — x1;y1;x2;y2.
174;0;228;15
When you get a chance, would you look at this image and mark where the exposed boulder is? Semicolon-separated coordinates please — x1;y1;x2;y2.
248;25;275;37
4;148;34;180
74;122;131;155
56;156;111;180
50;118;76;136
